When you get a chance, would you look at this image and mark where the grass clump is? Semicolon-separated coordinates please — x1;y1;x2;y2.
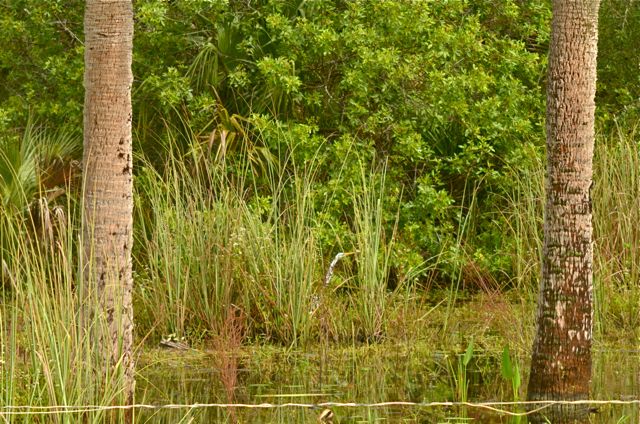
593;123;640;342
0;201;132;422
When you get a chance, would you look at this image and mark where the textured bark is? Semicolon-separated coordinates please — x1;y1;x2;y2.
527;0;599;421
82;0;135;411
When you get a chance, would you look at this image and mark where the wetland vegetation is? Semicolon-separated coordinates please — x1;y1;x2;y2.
0;0;639;422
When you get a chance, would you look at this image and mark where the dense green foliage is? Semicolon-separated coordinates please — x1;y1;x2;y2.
129;0;550;288
598;0;640;124
1;0;639;345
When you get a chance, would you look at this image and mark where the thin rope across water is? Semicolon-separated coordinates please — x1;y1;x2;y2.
0;399;638;417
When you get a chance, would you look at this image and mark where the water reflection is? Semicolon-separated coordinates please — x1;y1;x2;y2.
135;346;640;423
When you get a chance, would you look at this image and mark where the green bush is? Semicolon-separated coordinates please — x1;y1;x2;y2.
1;0;637;290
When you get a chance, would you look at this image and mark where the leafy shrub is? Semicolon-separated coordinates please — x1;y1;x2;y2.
1;0;636;289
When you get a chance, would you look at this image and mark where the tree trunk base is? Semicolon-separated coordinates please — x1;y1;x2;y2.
526;402;593;424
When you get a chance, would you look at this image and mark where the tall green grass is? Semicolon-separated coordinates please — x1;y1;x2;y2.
500;123;640;343
134;157;240;340
0;200;132;423
133;131;413;346
500;144;545;292
592;123;640;340
134;141;325;346
350;165;395;342
242;161;320;346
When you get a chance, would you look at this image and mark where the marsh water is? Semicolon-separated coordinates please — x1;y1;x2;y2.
135;345;640;423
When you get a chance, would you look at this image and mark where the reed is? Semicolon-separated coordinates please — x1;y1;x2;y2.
134;132;324;346
592;123;640;340
350;164;395;342
0;198;132;422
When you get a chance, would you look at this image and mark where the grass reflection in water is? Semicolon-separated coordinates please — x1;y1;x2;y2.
136;345;640;423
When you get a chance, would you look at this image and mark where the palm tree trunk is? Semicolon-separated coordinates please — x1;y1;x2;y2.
82;0;135;413
527;0;600;421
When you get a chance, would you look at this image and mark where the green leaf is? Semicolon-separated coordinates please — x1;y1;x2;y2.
463;339;474;366
513;361;521;391
501;345;513;380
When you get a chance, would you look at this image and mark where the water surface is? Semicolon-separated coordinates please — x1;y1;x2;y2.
136;345;639;423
